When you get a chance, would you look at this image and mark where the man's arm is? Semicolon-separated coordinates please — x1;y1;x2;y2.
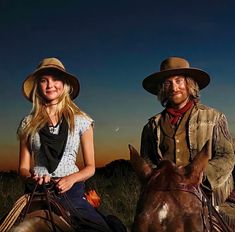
206;113;235;204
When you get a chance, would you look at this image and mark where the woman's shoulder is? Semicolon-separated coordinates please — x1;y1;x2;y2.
19;114;32;127
74;112;94;134
74;112;93;123
17;114;32;136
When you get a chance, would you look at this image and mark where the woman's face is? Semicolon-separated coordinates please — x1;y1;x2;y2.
38;75;64;104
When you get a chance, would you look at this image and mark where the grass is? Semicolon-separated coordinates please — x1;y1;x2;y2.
86;159;141;229
0;171;24;219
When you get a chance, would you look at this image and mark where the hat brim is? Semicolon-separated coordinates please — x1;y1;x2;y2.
22;67;80;102
142;68;210;95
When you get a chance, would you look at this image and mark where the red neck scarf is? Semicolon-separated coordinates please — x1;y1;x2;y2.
166;100;194;125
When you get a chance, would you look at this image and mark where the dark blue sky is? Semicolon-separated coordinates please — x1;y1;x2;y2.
1;0;235;170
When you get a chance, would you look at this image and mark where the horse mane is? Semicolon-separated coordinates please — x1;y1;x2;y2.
148;160;184;190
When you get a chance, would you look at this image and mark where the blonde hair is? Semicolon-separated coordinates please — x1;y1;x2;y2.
157;77;200;107
18;76;90;140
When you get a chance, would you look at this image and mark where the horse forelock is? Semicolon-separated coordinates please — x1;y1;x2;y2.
146;161;185;190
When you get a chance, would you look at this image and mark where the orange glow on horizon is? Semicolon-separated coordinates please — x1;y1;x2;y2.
0;139;140;171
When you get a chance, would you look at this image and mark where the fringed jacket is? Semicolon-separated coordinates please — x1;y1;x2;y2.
140;103;235;206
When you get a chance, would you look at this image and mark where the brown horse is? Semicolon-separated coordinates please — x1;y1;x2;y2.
129;142;232;232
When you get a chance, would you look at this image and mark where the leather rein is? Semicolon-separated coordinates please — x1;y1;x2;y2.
19;181;73;232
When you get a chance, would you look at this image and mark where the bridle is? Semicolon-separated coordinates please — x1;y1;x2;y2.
153;181;232;232
164;183;212;232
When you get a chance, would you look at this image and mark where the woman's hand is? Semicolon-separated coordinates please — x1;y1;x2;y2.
32;174;51;185
55;175;75;193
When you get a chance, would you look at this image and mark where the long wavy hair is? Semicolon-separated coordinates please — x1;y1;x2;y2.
18;75;90;140
157;77;200;107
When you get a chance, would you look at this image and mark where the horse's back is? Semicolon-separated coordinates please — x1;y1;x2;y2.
10;209;75;232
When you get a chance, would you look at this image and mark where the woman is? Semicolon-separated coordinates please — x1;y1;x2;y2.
17;57;111;231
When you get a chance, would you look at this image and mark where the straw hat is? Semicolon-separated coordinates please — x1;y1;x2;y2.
142;57;210;95
22;57;80;101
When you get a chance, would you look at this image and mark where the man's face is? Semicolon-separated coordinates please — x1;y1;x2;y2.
163;75;190;109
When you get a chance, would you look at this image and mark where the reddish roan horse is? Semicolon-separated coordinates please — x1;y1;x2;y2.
129;142;232;232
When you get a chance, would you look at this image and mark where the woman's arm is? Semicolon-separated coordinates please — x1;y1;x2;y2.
19;138;51;185
56;126;95;193
18;138;32;180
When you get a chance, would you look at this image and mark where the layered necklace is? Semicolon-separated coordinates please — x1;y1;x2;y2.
44;103;60;133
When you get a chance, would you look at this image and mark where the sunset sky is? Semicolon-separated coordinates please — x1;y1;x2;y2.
1;0;235;171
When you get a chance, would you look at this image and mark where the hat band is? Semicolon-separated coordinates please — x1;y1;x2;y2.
39;64;66;71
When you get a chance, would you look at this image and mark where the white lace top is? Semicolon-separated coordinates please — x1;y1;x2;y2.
18;114;93;177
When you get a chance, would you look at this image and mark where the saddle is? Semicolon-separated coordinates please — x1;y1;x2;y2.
0;182;72;232
21;182;70;219
22;181;73;231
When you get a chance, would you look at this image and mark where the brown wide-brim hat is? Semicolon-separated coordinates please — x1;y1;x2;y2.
142;57;210;95
22;57;80;102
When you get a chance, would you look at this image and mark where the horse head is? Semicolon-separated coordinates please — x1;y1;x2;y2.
129;142;210;232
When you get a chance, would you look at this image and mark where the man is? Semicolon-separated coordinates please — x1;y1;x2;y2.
140;57;235;229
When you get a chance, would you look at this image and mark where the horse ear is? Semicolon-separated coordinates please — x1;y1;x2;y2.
129;144;153;181
185;140;210;185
